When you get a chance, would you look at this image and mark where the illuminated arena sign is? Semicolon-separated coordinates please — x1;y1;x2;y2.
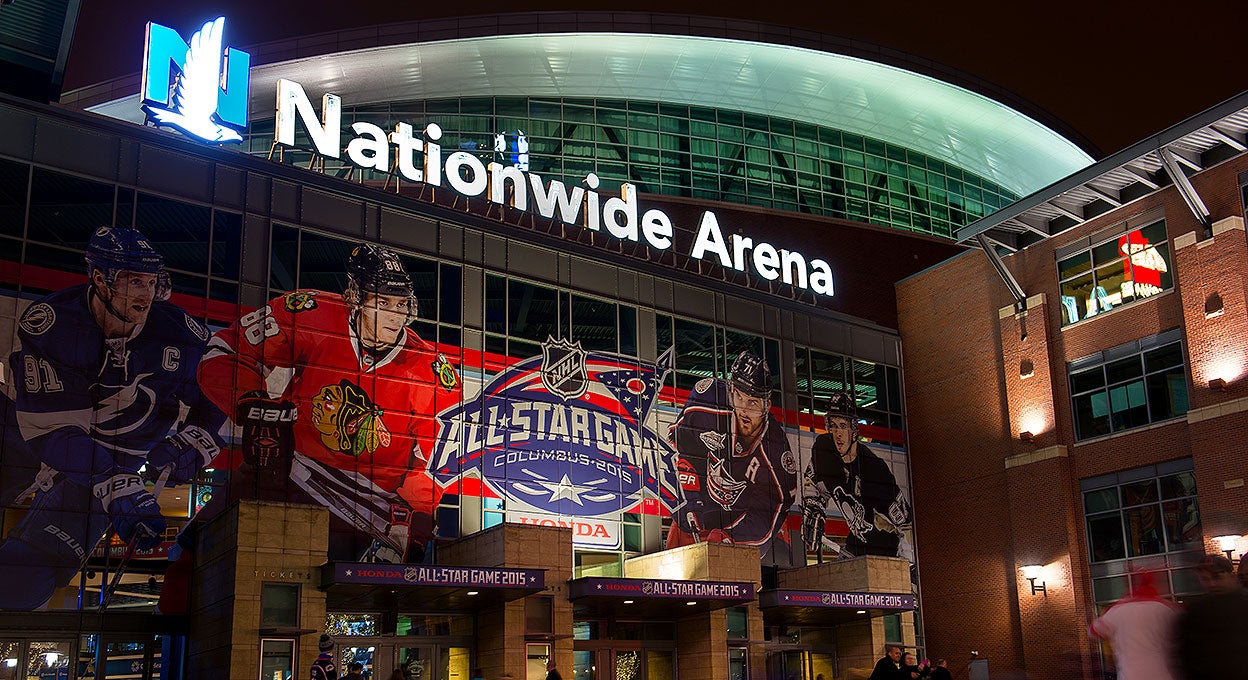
140;17;250;143
274;79;835;297
430;341;684;549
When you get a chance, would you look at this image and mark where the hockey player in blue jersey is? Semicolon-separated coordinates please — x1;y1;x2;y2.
666;350;801;563
0;226;225;610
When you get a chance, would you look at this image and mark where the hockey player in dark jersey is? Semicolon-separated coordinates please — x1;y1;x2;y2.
0;226;225;610
803;390;913;559
666;350;800;562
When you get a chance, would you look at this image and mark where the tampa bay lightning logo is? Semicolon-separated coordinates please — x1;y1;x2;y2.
431;347;683;531
91;373;158;437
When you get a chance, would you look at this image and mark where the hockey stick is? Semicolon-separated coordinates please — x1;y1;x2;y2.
97;466;172;610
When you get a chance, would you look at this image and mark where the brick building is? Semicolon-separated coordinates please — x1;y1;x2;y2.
898;92;1248;679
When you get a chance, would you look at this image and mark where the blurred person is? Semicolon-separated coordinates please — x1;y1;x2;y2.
343;662;365;680
1174;554;1248;680
1088;570;1180;680
929;659;952;680
871;646;906;680
902;652;923;680
311;634;337;680
544;658;562;680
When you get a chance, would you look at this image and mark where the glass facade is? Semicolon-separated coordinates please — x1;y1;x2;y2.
1067;329;1189;440
0;150;912;614
244;97;1019;239
1057;217;1173;326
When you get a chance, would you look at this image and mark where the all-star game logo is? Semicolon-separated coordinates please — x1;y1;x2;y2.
541;337;588;399
430;347;685;549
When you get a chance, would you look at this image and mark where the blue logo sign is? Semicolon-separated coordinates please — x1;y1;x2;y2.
431;343;683;536
141;17;250;143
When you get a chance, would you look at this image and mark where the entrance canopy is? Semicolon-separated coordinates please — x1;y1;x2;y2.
569;577;756;618
322;562;546;611
759;589;916;626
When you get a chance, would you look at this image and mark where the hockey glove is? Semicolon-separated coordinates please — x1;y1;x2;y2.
146;426;220;486
802;496;827;552
369;504;414;564
92;473;165;550
887;492;911;527
832;486;872;540
236;392;297;469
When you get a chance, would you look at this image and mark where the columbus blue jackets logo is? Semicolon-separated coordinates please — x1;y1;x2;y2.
540;337;588;400
431;348;683;549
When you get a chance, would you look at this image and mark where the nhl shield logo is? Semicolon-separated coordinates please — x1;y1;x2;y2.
641;581;655;595
404;567;419;583
821;593;832;605
541;336;588;400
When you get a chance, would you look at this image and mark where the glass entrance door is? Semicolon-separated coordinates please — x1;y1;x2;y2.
766;649;809;680
395;645;434;680
572;646;671;680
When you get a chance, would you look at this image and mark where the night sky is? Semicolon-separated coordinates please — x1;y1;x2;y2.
61;0;1244;159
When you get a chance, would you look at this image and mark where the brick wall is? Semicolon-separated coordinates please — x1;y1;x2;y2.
898;151;1248;680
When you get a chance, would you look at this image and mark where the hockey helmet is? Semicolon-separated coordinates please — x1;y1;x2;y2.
346;243;417;313
729;350;772;399
824;391;858;431
84;226;171;301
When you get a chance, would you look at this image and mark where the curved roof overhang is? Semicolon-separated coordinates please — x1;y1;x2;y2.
85;31;1092;197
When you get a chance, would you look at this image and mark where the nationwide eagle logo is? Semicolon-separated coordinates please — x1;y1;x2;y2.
310;379;391;456
430;347;684;548
540;337;588;400
140;17;250;144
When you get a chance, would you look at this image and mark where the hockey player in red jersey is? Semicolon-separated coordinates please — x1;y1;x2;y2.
197;243;462;563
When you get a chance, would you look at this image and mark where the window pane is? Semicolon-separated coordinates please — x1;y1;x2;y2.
1092;263;1126;312
1087;514;1125;562
1073;392;1110;439
485;274;506;335
509;280;559;341
0;158;27;238
1160;472;1197;499
135;194;211;273
1070;367;1105;394
1162;498;1202;552
1083;488;1118;513
1092;575;1129;603
726;607;748;639
260;584;300;627
29;169;113;249
1124;505;1164;556
210;209;242;278
674;318;716;376
1058;251;1091;281
1121;480;1159;506
1108;380;1148;431
1105;356;1143;384
570;295;617;352
1146;369;1187;421
1060;272;1094;325
269;224;298;292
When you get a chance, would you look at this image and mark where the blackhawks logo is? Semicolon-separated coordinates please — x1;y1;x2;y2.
283;291;319;312
311;379;391;456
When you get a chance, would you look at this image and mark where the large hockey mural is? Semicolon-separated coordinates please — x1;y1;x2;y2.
0;225;913;611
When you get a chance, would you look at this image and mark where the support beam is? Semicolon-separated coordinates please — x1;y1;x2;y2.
976;234;1026;304
1083;183;1122;206
1122;164;1160;189
1160;147;1211;229
1167;147;1203;172
1209;124;1247;152
1007;216;1050;237
1045;200;1083;223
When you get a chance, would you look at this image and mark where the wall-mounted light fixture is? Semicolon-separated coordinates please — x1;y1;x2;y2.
1020;565;1046;597
1214;534;1242;560
1019;431;1034;442
1209;378;1228;392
